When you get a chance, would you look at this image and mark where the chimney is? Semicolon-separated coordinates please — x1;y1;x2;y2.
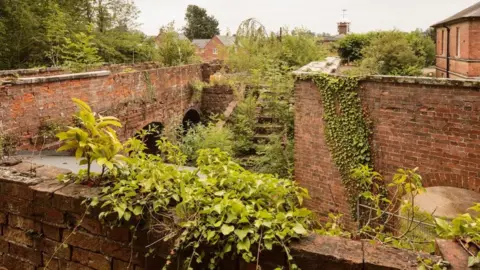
338;9;350;35
337;22;350;35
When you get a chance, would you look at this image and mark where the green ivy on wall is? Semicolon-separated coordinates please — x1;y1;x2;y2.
310;74;373;217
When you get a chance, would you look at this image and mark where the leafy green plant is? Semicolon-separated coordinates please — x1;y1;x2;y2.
56;98;124;182
189;79;207;103
436;203;480;267
180;122;234;162
157;22;198;67
310;74;372;215
417;256;449;270
352;165;436;252
62;26;103;72
0;133;17;159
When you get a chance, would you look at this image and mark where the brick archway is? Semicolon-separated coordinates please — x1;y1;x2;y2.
182;109;201;131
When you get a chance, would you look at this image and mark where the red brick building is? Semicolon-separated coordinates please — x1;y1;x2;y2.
192;35;236;62
433;2;480;79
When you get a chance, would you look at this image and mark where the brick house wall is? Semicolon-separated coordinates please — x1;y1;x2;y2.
197;36;228;62
295;75;480;222
435;19;480;78
0;64;219;150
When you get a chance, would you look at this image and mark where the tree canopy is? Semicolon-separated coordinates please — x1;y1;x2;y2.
183;5;220;40
0;0;155;70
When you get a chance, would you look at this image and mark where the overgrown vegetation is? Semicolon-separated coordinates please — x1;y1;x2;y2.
157;22;199;67
55;99;313;269
0;1;200;70
337;30;435;76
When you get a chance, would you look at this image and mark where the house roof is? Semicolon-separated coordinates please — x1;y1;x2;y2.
216;35;236;46
432;2;480;27
191;39;211;49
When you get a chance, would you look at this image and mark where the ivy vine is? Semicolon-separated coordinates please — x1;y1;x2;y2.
310;74;372;217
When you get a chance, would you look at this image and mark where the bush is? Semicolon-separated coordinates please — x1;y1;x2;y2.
157;22;198;66
279;28;328;68
406;29;436;67
337;33;376;62
180;123;234;162
230;95;257;155
360;31;423;76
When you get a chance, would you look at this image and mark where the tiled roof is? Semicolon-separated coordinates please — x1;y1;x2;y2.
432;2;480;27
216;35;236;46
191;39;210;49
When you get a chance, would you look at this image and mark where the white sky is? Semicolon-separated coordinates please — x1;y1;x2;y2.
134;0;478;36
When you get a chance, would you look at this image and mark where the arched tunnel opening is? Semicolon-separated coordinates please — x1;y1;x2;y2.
182;109;201;132
139;122;164;155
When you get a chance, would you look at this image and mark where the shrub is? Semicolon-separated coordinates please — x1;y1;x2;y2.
180;123;234;162
337;33;375;62
360;31;423;76
157;22;198;66
56;98;124;182
230;95;257;155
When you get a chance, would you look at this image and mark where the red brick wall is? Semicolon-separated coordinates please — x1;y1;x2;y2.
0;165;441;270
0;64;207;150
200;37;227;62
295;76;480;220
294;80;353;226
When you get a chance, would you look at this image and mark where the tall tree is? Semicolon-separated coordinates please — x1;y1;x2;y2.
183;5;220;40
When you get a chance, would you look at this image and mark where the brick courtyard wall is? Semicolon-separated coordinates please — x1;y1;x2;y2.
0;64;216;150
295;75;480;222
0;165;441;270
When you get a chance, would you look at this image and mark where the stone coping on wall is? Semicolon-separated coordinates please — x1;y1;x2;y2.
0;162;444;270
2;70;111;85
293;64;480;90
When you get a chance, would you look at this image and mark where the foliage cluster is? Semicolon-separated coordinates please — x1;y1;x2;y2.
0;133;17;159
180;123;234;163
56;99;313;269
183;5;220;40
56;99;124;182
0;0;157;69
156;23;199;67
337;30;435;76
435;204;480;268
220;22;328;178
311;74;372;215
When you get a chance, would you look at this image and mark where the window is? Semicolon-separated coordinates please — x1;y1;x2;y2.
441;30;444;54
456;27;460;57
213;48;218;55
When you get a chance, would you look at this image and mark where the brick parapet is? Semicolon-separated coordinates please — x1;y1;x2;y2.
0;165;442;270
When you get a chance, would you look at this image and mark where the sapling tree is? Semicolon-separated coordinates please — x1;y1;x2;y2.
56;98;123;182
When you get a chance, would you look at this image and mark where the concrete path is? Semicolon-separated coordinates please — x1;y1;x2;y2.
17;155;198;174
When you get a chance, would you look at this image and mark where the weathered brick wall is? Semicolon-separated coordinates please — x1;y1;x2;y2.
294;80;353;225
200;84;235;116
295;75;480;221
0;165;441;270
0;64;211;150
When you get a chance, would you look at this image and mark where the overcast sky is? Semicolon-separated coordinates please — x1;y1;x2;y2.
134;0;478;36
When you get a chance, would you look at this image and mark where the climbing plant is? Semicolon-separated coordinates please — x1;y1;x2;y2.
310;74;372;216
